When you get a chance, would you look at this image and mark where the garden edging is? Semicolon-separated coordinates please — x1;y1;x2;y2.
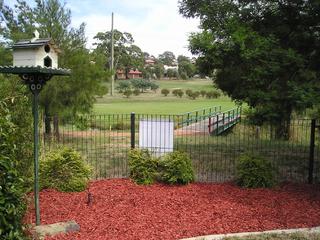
180;226;320;240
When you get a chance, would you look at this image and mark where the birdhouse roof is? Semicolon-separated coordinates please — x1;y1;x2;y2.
12;38;62;53
0;65;71;75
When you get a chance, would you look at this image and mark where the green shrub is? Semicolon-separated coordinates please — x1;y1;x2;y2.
206;90;221;99
172;89;184;98
176;89;184;98
116;80;131;93
0;77;33;188
150;82;160;92
185;89;193;97
40;147;92;192
172;88;181;96
236;154;275;188
190;91;200;100
123;89;133;98
172;89;178;96
186;89;200;99
0;102;27;239
133;89;140;96
89;121;109;130
158;151;194;184
131;79;151;92
161;88;170;96
180;72;188;80
200;90;207;97
74;116;89;130
0;159;26;240
128;149;158;185
111;121;130;130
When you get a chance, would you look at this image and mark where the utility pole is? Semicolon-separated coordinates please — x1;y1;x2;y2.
110;12;114;96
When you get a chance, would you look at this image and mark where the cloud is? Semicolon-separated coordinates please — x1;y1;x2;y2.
71;0;200;57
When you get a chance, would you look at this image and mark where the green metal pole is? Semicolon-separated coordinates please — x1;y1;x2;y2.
32;89;40;226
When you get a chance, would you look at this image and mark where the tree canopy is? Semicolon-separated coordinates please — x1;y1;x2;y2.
93;30;144;78
179;0;320;138
158;51;176;66
177;55;196;79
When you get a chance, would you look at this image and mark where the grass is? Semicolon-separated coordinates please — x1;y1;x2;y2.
157;78;215;91
224;232;320;240
94;78;238;114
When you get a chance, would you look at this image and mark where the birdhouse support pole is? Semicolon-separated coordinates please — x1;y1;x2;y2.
32;85;41;226
21;73;52;226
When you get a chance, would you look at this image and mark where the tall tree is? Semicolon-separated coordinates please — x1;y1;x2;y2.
93;30;144;78
158;51;176;66
177;55;196;79
179;0;320;139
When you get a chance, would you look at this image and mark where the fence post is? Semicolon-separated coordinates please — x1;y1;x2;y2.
196;111;199;123
308;119;316;184
216;115;219;134
223;113;225;130
187;112;190;126
131;112;135;149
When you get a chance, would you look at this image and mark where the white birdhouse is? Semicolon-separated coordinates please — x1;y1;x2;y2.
12;30;61;68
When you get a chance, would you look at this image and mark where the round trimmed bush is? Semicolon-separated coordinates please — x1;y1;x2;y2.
236;154;275;188
159;151;194;185
185;89;193;97
40;147;92;192
206;90;221;99
161;88;170;96
200;90;207;97
176;89;184;98
172;89;184;98
190;91;200;100
128;149;158;185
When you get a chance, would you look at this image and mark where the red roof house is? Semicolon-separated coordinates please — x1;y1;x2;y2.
128;70;142;79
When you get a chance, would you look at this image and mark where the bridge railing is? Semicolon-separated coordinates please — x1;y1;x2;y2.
208;107;242;135
177;106;222;128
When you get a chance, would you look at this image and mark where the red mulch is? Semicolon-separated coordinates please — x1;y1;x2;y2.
25;179;320;240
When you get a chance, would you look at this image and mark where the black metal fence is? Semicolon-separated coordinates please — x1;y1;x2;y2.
41;109;320;184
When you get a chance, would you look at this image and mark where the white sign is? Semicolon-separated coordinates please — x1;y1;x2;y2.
139;119;174;156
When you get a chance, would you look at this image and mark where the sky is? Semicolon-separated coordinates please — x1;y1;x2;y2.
4;0;200;57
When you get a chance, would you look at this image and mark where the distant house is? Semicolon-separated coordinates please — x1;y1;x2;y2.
116;69;142;79
116;69;126;80
128;70;142;79
145;59;155;66
164;65;179;72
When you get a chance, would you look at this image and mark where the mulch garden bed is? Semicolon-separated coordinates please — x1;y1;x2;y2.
25;179;320;240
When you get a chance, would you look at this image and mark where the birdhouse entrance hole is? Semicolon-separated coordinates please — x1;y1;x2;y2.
44;56;52;67
44;44;51;53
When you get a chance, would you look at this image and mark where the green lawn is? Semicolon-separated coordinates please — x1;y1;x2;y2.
157;78;216;91
94;79;238;114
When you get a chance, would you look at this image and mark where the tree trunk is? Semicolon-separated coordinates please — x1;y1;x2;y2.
44;104;51;135
274;106;292;140
53;115;60;141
